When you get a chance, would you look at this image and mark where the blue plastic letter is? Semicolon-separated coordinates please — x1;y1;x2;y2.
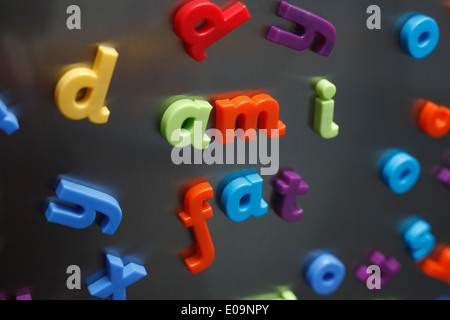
381;151;421;194
45;179;122;235
304;252;345;295
0;99;19;135
87;254;147;300
399;13;439;59
220;172;268;222
402;217;435;261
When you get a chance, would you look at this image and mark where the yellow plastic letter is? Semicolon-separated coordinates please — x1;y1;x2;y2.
54;45;118;124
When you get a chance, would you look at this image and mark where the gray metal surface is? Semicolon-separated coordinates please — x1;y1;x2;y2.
0;0;448;300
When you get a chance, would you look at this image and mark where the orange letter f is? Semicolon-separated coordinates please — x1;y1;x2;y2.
179;181;215;274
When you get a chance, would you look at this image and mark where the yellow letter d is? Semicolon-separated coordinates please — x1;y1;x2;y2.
54;45;118;124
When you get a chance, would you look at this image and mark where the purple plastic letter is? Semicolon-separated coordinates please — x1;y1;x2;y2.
436;157;450;188
436;167;450;188
272;167;309;222
266;1;336;56
354;250;401;289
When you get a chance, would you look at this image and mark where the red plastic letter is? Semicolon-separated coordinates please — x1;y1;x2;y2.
418;100;450;138
173;0;251;62
214;93;286;144
178;181;215;274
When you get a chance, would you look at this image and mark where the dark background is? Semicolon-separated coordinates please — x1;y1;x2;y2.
0;0;448;300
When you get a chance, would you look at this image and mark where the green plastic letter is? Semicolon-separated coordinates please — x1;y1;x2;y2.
160;97;212;150
313;79;339;139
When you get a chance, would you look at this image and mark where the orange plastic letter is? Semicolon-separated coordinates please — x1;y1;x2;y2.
214;93;286;144
419;244;450;284
178;181;215;274
418;100;450;138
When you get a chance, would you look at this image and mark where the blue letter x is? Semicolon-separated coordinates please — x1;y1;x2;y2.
88;254;147;300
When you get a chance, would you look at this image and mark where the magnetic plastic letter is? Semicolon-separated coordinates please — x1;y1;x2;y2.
14;289;32;300
0;99;19;135
381;151;421;194
418;100;450;138
87;253;147;300
354;250;401;288
419;244;450;284
54;45;118;124
304;252;345;295
220;172;268;222
178;181;215;274
399;13;439;59
173;0;251;62
266;1;336;56
214;93;286;144
0;289;32;300
272;167;309;222
45;179;122;235
436;167;450;189
314;79;339;139
244;287;297;300
436;155;450;189
402;217;435;261
160;97;212;149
